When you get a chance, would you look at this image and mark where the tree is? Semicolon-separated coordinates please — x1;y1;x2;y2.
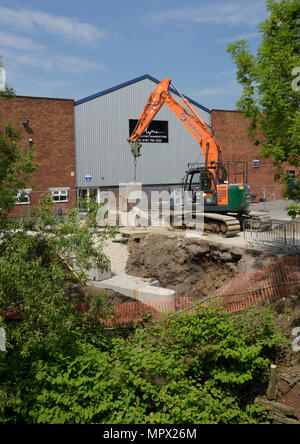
0;57;35;221
0;124;36;221
227;0;300;216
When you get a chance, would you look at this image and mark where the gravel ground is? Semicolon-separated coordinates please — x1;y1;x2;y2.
102;234;129;276
100;200;297;275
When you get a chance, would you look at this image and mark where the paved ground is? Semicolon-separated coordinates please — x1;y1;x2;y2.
186;200;298;249
249;199;294;220
101;200;297;274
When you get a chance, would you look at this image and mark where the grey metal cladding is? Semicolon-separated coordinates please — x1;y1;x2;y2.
75;77;211;188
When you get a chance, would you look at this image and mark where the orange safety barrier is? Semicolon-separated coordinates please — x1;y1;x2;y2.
97;255;300;327
214;255;300;313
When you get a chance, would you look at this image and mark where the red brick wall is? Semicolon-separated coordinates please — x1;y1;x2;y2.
211;110;295;201
0;96;76;216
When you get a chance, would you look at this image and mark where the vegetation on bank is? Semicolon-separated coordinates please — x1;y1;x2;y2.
0;246;284;424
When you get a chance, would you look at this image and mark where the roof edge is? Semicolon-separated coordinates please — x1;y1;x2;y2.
75;74;211;114
10;95;74;101
211;109;241;113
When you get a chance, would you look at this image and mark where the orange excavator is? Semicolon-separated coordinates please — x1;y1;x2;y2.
128;78;262;236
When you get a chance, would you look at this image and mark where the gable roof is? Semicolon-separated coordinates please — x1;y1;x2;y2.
74;73;210;114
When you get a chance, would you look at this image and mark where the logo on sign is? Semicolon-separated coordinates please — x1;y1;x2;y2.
180;113;203;138
85;175;92;182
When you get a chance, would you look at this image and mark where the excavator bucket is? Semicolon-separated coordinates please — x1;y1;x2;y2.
130;141;142;158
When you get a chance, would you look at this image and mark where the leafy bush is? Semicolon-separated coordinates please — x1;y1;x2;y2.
0;195;282;424
0;297;282;424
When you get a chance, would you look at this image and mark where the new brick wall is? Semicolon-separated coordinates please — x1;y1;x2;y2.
211;110;295;201
0;96;76;216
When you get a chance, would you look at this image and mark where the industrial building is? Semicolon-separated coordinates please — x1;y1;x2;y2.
74;74;211;202
0;74;293;217
74;74;292;204
0;95;76;217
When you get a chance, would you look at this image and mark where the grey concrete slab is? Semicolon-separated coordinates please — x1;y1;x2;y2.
92;274;175;312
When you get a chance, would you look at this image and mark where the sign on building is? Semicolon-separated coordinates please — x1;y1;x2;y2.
129;120;168;143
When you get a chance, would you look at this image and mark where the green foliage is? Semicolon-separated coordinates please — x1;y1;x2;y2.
0;54;283;422
0;123;35;220
286;202;300;218
0;294;282;423
0;195;116;421
227;0;300;204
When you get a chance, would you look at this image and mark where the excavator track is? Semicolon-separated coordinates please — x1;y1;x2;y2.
174;211;271;237
172;211;241;237
240;210;272;231
203;213;241;237
205;211;271;236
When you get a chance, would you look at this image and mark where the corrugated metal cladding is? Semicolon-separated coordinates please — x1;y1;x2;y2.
74;75;211;189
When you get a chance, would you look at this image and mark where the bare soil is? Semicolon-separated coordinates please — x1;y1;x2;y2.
125;233;278;299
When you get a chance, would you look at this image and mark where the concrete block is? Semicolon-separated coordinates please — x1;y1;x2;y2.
86;264;112;282
93;275;154;297
137;285;176;313
118;182;143;213
72;259;112;282
92;274;175;312
126;182;142;202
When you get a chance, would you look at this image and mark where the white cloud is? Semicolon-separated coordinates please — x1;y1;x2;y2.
0;30;44;51
215;32;261;44
196;84;240;97
53;55;106;73
37;79;68;91
0;49;105;74
216;69;236;77
147;0;266;27
0;5;118;46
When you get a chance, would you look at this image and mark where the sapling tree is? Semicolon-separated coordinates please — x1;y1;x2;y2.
227;0;300;217
0;58;116;419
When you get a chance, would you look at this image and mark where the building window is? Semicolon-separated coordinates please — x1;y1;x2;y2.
51;189;68;202
16;190;30;205
286;170;295;178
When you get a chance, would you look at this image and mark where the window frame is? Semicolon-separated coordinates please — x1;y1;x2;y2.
15;189;31;205
50;188;69;203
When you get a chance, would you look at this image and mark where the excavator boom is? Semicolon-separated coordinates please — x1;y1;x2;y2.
126;77;257;237
128;78;223;173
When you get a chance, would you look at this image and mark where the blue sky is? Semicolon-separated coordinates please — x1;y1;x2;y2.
0;0;267;110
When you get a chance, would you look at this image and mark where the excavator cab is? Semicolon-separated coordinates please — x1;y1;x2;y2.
183;166;218;206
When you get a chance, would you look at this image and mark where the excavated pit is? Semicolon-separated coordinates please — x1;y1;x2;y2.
125;233;279;300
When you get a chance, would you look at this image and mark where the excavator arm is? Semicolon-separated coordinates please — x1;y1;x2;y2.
128;78;224;177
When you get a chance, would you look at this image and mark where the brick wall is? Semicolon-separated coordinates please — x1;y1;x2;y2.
211;110;295;201
0;96;76;216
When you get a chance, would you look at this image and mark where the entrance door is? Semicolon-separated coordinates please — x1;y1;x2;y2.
77;188;98;213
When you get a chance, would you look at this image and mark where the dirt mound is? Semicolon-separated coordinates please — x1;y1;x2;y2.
126;233;244;299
